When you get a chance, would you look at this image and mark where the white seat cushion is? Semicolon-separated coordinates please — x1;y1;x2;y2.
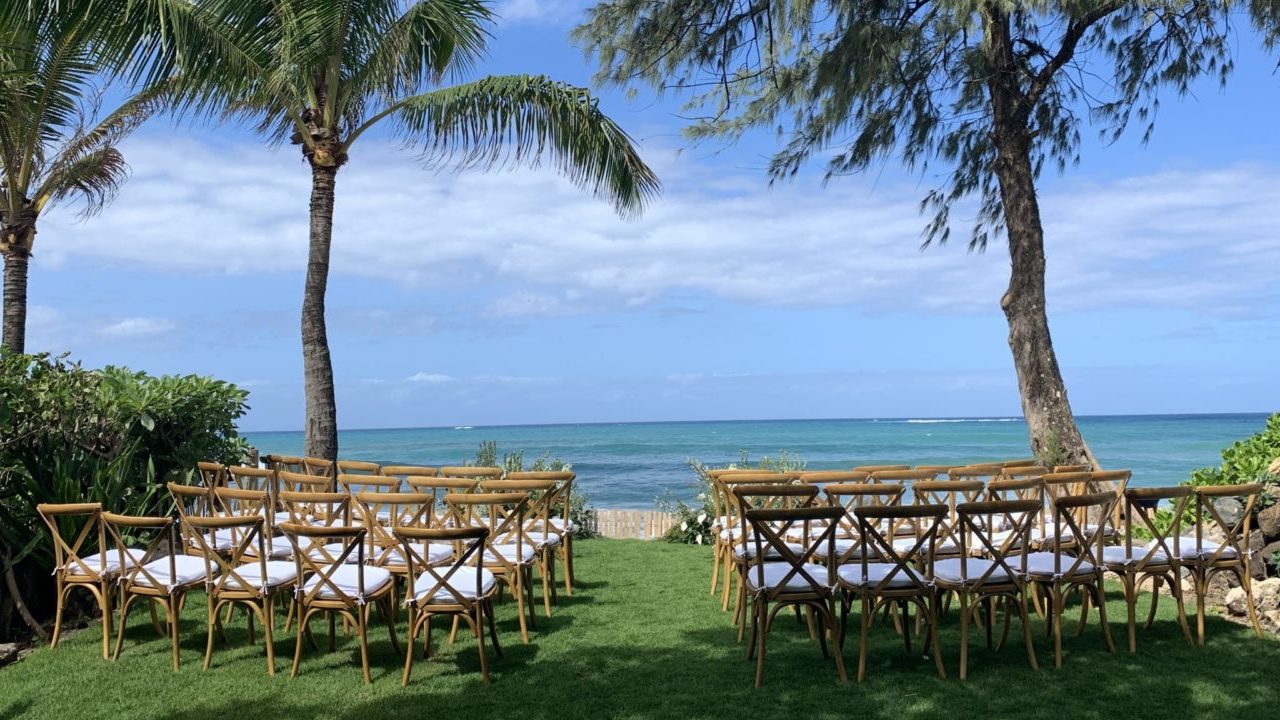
1163;537;1239;560
891;536;959;555
62;549;143;576
373;544;453;567
526;531;561;548
837;562;925;589
1101;545;1171;566
934;558;1014;585
303;564;393;600
546;518;576;533
273;511;294;525
743;562;832;592
221;561;298;592
1024;551;1097;578
482;543;536;565
308;542;363;564
732;541;805;560
245;535;293;559
412;567;497;604
132;555;211;589
815;537;876;561
190;530;236;553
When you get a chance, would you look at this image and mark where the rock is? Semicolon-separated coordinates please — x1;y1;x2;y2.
0;643;17;665
1258;504;1280;542
1214;497;1246;527
1248;532;1268;580
1254;577;1280;611
1265;610;1280;630
1261;540;1280;572
1226;587;1249;615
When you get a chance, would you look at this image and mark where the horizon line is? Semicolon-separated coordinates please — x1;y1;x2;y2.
240;410;1274;435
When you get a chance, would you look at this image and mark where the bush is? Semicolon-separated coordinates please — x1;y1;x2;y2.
0;352;249;641
469;441;596;539
660;450;807;544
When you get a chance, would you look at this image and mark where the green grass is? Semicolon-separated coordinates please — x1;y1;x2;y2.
2;540;1278;719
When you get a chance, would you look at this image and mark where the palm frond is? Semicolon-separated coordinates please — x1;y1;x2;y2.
33;146;128;218
384;75;661;217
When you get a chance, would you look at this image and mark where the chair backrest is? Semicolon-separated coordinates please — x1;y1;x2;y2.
280;523;370;605
1088;469;1132;534
986;476;1044;503
185;514;272;593
1001;465;1049;482
910;480;984;550
823;483;904;547
439;466;504;481
103;512;179;591
739;502;843;600
443;492;529;573
196;462;227;488
395;526;489;609
353;491;434;567
953;499;1040;589
227;465;273;493
507;470;576;526
797;471;869;488
213;486;271;519
1000;458;1040;468
167;482;214;554
913;464;960;474
406;477;478;525
707;469;783;526
262;455;305;474
36;502;108;579
339;474;401;498
1121;486;1193;572
278;470;334;497
1043;491;1117;577
1194;483;1264;565
949;465;1003;482
480;478;561;537
336;460;380;475
278;490;351;529
717;474;796;528
868;468;938;486
1039;471;1092;537
853;504;948;593
1054;464;1092;473
301;456;335;479
381;465;439;479
852;464;910;472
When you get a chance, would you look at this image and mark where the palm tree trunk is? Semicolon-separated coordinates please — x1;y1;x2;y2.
2;249;29;355
983;6;1095;468
302;163;339;460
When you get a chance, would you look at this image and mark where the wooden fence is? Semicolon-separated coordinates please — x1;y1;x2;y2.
589;509;675;540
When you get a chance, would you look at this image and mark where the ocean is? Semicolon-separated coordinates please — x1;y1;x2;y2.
244;414;1271;510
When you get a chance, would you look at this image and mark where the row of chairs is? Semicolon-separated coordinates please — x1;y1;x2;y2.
704;462;1266;686
38;463;578;685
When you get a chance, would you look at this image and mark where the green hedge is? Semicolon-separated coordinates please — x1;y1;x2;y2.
0;352;249;641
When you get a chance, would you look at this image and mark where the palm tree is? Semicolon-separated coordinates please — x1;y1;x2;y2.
196;0;659;459
0;5;170;354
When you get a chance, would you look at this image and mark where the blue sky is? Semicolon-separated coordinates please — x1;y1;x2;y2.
26;1;1280;431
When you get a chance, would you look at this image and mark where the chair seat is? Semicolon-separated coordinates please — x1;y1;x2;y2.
412;567;497;604
482;544;536;565
1165;537;1239;561
220;561;298;592
374;544;454;568
526;531;562;549
190;530;236;553
743;562;832;592
61;549;144;576
245;535;293;560
1024;551;1097;578
934;558;1014;586
891;536;959;556
1101;545;1171;567
837;562;926;590
303;564;393;601
733;541;805;560
308;542;364;564
132;555;211;590
815;537;875;561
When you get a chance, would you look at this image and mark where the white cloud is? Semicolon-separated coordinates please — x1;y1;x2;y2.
36;136;1280;322
406;372;455;384
98;317;175;339
495;0;578;24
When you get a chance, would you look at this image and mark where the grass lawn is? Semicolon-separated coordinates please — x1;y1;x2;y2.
2;539;1278;719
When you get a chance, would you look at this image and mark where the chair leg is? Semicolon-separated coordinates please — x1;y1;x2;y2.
710;543;721;595
514;576;530;645
1241;569;1265;639
1172;571;1194;645
1094;583;1115;653
204;599;218;671
958;594;970;681
1145;576;1162;629
486;599;504;659
1018;591;1039;672
928;596;946;680
721;559;735;612
263;596;276;676
857;596;871;683
246;602;256;645
475;607;491;685
51;581;66;649
827;598;847;683
754;600;768;688
424;615;433;658
291;609;310;678
100;582;113;660
1052;586;1064;669
541;554;553;617
113;594;136;661
402;606;417;686
1193;571;1207;646
166;597;181;672
357;608;372;685
564;534;575;595
1123;573;1138;653
1076;588;1091;637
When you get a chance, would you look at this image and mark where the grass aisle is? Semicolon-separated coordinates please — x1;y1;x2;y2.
2;540;1279;719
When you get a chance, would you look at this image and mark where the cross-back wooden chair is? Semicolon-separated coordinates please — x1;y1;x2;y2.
909;480;984;561
37;502;134;658
353;491;442;582
715;473;796;612
839;503;948;682
406;476;478;526
727;483;821;634
277;490;354;563
820;483;905;563
480;478;564;616
933;498;1041;680
181;511;296;674
868;468;939;487
1024;491;1117;667
301;456;335;479
707;469;784;597
914;464;961;475
105;512;210;671
196;461;227;491
733;487;846;688
216;486;293;560
381;465;439;479
1053;464;1092;473
1000;459;1040;468
444;492;536;644
439;466;504;481
227;465;275;503
1101;486;1195;652
1002;465;1049;482
262;454;306;474
508;470;579;596
277;470;334;501
949;465;1003;483
1187;483;1266;643
166;482;230;557
1036;472;1092;550
396;525;501;685
340;474;402;523
278;522;398;684
1085;469;1132;542
337;460;380;475
853;464;910;472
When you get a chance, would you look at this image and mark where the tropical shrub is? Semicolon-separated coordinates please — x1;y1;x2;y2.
660;451;807;544
0;353;249;641
469;441;596;539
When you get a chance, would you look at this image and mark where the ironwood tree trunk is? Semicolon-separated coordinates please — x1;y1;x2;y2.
2;247;29;355
983;6;1096;468
302;163;339;460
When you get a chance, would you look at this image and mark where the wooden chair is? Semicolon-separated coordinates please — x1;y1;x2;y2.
105;512;210;671
1053;464;1092;473
337;460;380;475
353;492;443;585
908;480;984;560
167;482;235;557
707;469;784;598
279;522;398;683
949;465;1003;483
396;525;502;685
481;477;566;616
1000;459;1040;468
728;483;819;635
406;476;479;526
37;502;135;658
933;498;1040;680
301;456;335;479
509;470;579;596
838;503;948;681
195;462;228;497
340;474;402;523
1024;491;1117;667
820;483;905;565
1085;469;1132;542
867;469;937;486
1002;465;1049;482
1186;483;1266;643
734;488;846;687
444;492;536;644
716;473;794;613
439;466;504;481
853;464;910;472
262;454;306;474
1036;472;1092;550
1102;486;1195;652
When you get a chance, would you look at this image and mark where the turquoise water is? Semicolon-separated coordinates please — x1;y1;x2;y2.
244;414;1271;509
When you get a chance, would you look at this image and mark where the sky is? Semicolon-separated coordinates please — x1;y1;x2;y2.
24;1;1280;432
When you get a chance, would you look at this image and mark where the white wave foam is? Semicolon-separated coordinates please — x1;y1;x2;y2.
903;418;1020;424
